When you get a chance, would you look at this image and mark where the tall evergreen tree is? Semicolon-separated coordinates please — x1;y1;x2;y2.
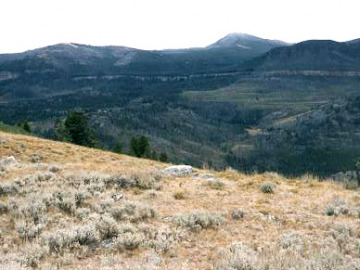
159;152;168;162
64;111;95;147
113;136;123;153
54;119;69;141
130;135;150;157
22;121;31;132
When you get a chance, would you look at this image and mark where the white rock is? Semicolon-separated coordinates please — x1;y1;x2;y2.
0;156;16;166
111;193;125;201
162;165;193;177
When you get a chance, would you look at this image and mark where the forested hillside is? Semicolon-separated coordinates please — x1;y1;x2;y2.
1;34;360;176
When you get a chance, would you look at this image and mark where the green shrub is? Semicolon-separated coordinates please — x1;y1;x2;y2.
15;221;45;240
20;244;49;268
260;181;276;194
173;190;186;200
115;232;144;251
325;205;336;216
205;179;224;190
231;209;244;220
110;202;156;222
95;215;120;240
173;212;225;232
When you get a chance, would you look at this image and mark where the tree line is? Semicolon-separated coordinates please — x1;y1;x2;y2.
52;111;168;162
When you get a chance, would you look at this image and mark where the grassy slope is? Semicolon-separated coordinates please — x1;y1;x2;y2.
182;76;360;116
0;131;360;269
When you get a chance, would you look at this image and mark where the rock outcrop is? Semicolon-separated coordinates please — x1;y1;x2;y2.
162;165;193;177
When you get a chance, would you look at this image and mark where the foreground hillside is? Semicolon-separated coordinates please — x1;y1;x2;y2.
1;131;360;270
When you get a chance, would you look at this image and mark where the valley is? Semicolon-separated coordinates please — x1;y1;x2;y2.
1;33;360;176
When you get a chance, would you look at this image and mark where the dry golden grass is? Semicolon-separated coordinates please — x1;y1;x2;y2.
1;131;360;270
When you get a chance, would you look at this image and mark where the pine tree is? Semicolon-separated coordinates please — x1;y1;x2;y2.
64;111;95;147
113;136;123;153
22;121;31;132
130;135;150;157
54;119;69;141
150;150;158;160
159;152;168;162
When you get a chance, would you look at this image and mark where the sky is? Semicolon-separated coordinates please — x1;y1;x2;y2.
1;0;360;53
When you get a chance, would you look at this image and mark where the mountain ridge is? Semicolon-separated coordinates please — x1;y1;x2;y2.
0;33;289;78
249;39;360;71
0;33;288;56
2;34;360;76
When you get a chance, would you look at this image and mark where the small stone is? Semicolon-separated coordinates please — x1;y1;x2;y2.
101;239;115;250
201;174;215;179
111;193;125;201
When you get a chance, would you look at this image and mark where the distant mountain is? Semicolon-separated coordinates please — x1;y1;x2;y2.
251;40;360;71
0;43;137;66
0;34;288;77
207;33;289;51
0;43;141;75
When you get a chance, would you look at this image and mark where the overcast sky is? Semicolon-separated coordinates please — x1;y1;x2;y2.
1;0;359;53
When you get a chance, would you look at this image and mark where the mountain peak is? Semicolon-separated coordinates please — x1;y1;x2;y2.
207;33;289;53
223;32;257;39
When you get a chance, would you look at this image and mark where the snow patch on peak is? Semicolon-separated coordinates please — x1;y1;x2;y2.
224;33;259;40
236;44;251;50
64;43;79;49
